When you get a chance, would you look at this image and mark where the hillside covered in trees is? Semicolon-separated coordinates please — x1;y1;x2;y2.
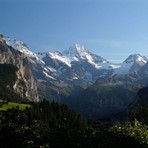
0;99;148;148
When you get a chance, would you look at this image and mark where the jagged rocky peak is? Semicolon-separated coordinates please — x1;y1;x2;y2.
3;35;45;66
3;35;38;59
63;44;108;64
63;44;88;56
124;54;147;65
63;44;94;60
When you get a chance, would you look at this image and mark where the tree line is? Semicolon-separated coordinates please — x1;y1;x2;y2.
0;99;148;148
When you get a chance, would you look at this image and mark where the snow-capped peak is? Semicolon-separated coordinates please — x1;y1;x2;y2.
124;54;147;65
3;36;38;59
62;44;108;67
112;54;148;75
2;35;45;64
75;43;88;54
63;44;89;58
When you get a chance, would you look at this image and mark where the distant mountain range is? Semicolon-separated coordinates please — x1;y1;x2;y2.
1;34;148;119
3;35;147;83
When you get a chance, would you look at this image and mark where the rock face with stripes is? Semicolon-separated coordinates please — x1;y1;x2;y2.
0;35;39;101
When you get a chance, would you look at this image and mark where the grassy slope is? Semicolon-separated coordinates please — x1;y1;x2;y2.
0;99;31;111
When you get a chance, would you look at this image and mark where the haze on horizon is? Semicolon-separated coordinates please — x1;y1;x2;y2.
0;0;148;63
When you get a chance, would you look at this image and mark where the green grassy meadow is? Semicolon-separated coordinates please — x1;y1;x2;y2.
0;99;31;111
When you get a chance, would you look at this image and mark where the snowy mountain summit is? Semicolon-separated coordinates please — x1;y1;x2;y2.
3;36;44;64
124;54;147;65
62;44;108;70
63;44;87;57
63;44;108;64
112;54;147;75
41;44;108;69
3;36;36;58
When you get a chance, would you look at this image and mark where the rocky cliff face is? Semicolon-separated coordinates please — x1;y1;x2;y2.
0;35;38;101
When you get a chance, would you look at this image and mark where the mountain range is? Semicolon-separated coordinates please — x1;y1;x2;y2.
1;34;148;119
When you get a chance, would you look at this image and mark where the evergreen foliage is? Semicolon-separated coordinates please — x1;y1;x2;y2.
0;99;87;147
111;105;148;147
0;99;148;148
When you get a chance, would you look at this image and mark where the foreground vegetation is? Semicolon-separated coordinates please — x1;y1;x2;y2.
0;99;148;148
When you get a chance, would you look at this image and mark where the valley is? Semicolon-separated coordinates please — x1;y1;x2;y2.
0;34;148;147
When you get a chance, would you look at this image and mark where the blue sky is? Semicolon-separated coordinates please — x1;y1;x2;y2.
1;0;148;63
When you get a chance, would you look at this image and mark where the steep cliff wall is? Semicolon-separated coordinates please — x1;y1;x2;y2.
0;35;38;101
